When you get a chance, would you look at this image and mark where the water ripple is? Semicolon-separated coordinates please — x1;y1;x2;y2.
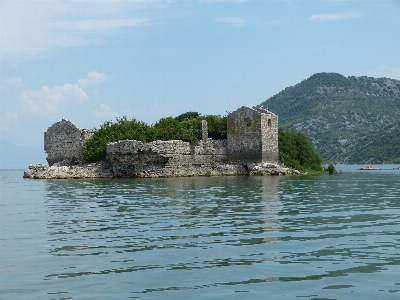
1;170;400;299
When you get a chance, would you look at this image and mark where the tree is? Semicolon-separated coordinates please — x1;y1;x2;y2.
327;163;336;174
278;128;323;171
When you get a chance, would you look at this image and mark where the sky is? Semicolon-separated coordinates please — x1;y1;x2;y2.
1;0;400;166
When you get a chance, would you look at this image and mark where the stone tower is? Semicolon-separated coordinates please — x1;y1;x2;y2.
227;106;279;163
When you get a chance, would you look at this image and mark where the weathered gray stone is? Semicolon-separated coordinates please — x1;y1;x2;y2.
106;139;229;177
227;106;279;163
201;120;208;140
44;119;95;166
23;162;113;179
52;159;70;167
247;162;300;176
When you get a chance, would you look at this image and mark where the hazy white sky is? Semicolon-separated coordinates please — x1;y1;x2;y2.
1;0;400;154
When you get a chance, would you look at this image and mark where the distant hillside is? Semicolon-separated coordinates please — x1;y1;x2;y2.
337;121;400;164
0;140;46;169
256;72;400;163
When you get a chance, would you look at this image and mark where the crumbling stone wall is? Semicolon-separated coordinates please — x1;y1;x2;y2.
44;119;95;166
227;106;279;163
106;139;228;177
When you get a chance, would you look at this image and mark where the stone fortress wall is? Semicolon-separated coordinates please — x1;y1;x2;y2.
106;139;229;177
25;106;296;178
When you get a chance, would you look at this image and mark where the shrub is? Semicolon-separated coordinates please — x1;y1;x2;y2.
176;118;202;143
174;112;200;122
278;128;323;171
82;117;150;162
327;163;336;175
153;117;181;141
202;115;227;139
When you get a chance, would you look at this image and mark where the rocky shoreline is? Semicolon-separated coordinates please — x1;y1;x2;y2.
23;161;300;179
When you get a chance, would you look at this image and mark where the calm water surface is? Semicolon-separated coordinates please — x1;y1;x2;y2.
1;166;400;299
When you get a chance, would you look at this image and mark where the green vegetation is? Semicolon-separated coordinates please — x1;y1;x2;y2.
256;72;400;163
200;115;227;140
82;117;150;162
174;112;200;122
278;128;323;171
338;120;400;163
327;163;336;175
82;113;227;162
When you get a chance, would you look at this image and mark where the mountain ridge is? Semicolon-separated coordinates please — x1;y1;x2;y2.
256;72;400;163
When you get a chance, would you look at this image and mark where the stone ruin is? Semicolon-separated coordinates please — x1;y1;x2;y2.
44;119;95;166
227;106;278;163
25;106;298;178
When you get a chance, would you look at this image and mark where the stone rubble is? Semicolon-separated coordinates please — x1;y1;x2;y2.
24;161;113;179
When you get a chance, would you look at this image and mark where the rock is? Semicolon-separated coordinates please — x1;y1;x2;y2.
52;159;70;167
70;156;79;166
44;119;95;166
246;162;298;176
23;162;113;179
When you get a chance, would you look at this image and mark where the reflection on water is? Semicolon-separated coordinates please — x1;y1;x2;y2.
44;176;283;255
1;170;400;299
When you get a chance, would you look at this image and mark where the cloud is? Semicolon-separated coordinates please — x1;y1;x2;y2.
3;77;22;86
63;18;151;31
0;112;18;131
78;71;110;87
308;11;361;22
92;104;117;119
14;71;109;118
20;84;89;116
1;1;53;56
215;16;246;27
0;0;172;57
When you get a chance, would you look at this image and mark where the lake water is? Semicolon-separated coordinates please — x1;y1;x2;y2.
1;165;400;299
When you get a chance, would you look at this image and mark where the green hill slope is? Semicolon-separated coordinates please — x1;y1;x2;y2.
337;121;400;164
256;72;400;163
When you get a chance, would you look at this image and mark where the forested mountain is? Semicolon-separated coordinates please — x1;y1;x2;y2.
256;72;400;163
337;121;400;164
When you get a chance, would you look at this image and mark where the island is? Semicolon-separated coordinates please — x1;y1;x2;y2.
24;106;300;179
359;165;381;170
